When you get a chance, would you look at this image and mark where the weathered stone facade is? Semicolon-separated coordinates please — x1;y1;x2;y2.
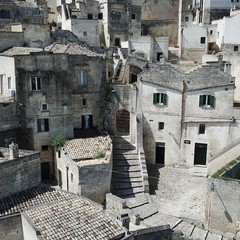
0;44;108;179
0;145;40;198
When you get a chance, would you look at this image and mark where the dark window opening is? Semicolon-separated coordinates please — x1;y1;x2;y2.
209;30;213;35
157;52;163;61
234;46;239;51
98;13;103;19
156;142;165;164
115;38;120;47
82;98;87;106
37;118;49;132
158;122;164;131
131;13;136;19
42;103;48;111
0;10;10;19
185;16;189;21
199;124;205;134
42;145;49;151
88;13;93;19
200;37;206;44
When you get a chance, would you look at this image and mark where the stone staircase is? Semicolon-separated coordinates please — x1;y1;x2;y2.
172;220;227;240
111;134;158;220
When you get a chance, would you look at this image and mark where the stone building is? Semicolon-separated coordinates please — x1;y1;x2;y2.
179;0;240;61
0;43;108;180
58;0;102;45
133;62;240;174
56;135;112;203
0;143;40;198
0;0;48;32
98;0;142;47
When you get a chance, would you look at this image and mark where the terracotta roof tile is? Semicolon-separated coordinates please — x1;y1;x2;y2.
64;136;111;160
0;185;72;217
24;197;125;240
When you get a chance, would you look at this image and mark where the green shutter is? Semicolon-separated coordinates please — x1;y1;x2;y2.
199;95;204;107
153;93;158;104
163;93;168;105
37;119;41;132
210;95;215;108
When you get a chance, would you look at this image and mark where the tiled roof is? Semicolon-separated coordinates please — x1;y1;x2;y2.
0;185;72;217
44;43;103;57
64;136;111;160
24;197;125;240
1;47;43;56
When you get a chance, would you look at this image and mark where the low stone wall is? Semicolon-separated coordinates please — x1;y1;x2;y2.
0;215;23;240
0;151;41;198
206;178;240;235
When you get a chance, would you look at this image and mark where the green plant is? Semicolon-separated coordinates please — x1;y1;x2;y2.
51;134;66;151
93;151;105;159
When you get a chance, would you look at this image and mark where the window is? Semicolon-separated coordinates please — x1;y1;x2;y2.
77;70;88;85
200;37;206;44
71;173;73;182
209;30;213;35
185;16;189;22
8;77;11;89
87;13;93;19
83;31;87;36
98;13;103;19
82;114;93;129
153;93;168;106
157;52;163;61
42;145;49;151
198;124;205;134
31;76;42;91
82;98;87;106
234;46;239;51
199;95;215;108
158;122;164;131
131;13;136;20
37;118;49;132
231;0;239;2
42;103;48;111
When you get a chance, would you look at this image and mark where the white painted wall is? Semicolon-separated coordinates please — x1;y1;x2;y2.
0;56;16;97
182;25;207;49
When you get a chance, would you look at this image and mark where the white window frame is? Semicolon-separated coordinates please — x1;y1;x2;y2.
31;76;42;91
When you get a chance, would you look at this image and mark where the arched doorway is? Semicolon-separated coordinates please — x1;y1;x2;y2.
116;109;130;135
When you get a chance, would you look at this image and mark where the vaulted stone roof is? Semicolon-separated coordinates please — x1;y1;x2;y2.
24;197;125;240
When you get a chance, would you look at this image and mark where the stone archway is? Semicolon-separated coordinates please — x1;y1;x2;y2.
116;109;130;135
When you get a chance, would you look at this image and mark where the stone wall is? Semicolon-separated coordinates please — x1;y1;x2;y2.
0;215;23;240
0;150;41;198
206;178;240;234
0;32;24;52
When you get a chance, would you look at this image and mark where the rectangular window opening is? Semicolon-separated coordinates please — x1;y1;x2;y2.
82;98;87;106
77;70;88;85
199;124;205;134
153;93;168;106
131;13;136;20
31;76;42;91
199;94;215;108
200;37;206;44
234;46;239;51
37;118;49;132
158;122;164;131
42;145;49;151
42;103;48;111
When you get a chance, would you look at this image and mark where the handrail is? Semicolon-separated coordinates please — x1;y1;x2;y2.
209;137;240;162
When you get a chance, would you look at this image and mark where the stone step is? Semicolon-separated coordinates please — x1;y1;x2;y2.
113;144;135;150
112;187;144;197
206;231;223;240
113;154;139;160
132;203;158;220
113;150;138;155
126;193;149;209
112;171;142;178
191;227;208;240
173;221;195;237
192;166;208;177
112;165;141;172
111;181;143;189
111;176;143;183
113;160;140;166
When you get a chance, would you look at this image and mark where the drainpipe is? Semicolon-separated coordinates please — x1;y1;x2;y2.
180;80;186;165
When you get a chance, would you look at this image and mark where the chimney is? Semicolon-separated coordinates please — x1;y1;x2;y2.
217;54;224;70
224;62;231;75
9;142;19;159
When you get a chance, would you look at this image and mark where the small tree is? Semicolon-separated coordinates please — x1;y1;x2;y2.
51;134;66;151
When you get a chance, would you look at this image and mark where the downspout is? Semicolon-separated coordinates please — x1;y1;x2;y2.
180;80;186;165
